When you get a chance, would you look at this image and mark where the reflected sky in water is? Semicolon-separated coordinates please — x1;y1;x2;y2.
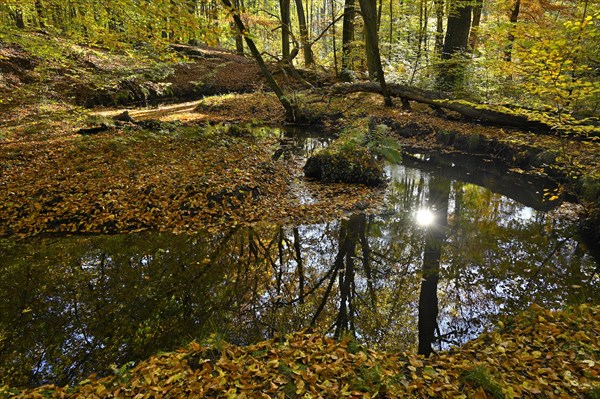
0;140;598;387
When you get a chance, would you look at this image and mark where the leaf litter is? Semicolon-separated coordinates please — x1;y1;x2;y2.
2;304;598;398
0;123;383;238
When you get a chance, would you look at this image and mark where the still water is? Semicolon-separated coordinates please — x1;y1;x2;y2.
0;132;598;387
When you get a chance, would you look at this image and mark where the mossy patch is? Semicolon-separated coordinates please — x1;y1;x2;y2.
304;147;385;186
303;120;401;187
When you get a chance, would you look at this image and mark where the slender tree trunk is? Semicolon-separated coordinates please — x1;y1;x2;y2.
341;0;356;80
468;0;483;54
387;0;394;60
434;0;444;54
294;0;314;65
35;0;46;29
11;7;26;29
330;0;338;75
358;0;393;105
233;0;245;54
221;0;300;121
280;0;291;61
504;0;520;62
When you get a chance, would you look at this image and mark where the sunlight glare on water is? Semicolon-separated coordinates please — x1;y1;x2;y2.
415;208;435;226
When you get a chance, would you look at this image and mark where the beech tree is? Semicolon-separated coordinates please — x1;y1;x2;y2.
437;0;473;90
358;0;393;105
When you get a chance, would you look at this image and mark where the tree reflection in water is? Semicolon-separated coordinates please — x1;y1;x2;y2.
0;163;598;387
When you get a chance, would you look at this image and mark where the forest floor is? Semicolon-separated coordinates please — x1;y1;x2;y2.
3;304;600;398
1;32;600;397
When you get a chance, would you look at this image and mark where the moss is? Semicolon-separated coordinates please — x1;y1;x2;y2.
303;120;402;187
579;175;600;202
304;147;385;186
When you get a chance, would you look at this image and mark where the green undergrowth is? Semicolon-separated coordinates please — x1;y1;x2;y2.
1;304;598;398
304;120;402;186
0;28;181;109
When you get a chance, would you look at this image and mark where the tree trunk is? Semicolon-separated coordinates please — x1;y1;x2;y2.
35;0;46;29
468;0;483;54
233;0;244;55
341;0;356;80
330;0;338;75
434;0;444;54
221;0;300;122
11;7;26;29
358;0;393;106
504;0;520;62
294;0;314;66
280;0;291;61
438;1;472;89
363;10;378;79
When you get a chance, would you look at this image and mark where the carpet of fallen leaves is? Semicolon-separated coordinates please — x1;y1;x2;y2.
2;304;598;398
0;124;383;238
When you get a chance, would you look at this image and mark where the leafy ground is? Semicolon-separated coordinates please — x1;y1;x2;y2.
2;304;598;398
0;123;383;238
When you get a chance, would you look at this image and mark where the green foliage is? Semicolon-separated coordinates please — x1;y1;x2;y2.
350;365;383;392
304;120;402;186
304;147;385;186
461;366;505;399
587;387;600;399
365;123;403;164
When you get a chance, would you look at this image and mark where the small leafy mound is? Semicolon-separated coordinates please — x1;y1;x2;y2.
4;304;598;398
304;121;401;187
304;147;385;187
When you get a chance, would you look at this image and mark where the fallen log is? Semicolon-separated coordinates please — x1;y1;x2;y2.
77;123;109;135
330;82;553;133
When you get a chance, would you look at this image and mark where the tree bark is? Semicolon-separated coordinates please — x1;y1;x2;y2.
10;7;26;29
504;0;520;62
233;0;244;55
358;0;393;106
294;0;314;66
280;0;291;61
438;1;472;89
341;0;356;80
35;0;46;29
434;0;444;54
468;0;483;54
362;0;378;80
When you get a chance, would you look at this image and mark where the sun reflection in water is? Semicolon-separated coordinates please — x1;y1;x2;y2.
415;208;435;226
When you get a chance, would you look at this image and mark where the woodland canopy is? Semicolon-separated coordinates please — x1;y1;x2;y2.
2;0;599;127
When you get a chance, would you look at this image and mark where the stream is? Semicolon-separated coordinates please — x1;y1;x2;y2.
0;128;598;387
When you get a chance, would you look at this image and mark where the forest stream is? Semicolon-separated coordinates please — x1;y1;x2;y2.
1;128;598;388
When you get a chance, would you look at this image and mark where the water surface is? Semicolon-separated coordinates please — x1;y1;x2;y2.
1;131;598;387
